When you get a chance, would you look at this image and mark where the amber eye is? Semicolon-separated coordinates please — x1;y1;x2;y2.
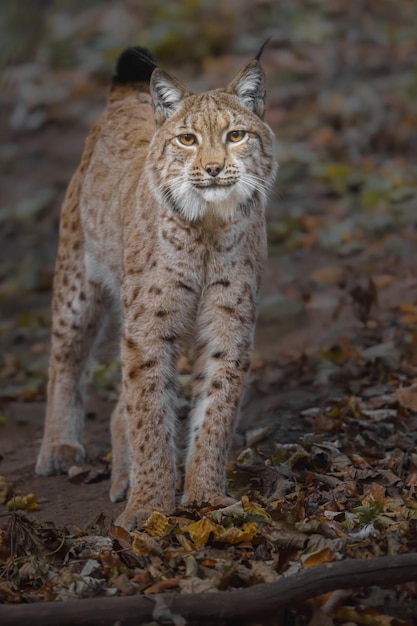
227;130;247;143
178;133;197;146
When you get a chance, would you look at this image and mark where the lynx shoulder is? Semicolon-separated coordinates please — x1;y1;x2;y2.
36;45;276;529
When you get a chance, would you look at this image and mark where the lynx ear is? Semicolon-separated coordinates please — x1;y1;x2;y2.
150;69;191;123
226;60;266;118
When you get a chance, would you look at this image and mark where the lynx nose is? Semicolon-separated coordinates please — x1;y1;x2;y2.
205;162;223;177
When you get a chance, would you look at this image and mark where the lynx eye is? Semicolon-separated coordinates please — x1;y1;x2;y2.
227;130;247;143
178;133;197;146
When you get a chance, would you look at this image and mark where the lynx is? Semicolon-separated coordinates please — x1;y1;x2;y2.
36;46;276;529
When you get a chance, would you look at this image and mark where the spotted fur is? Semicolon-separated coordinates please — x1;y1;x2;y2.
36;47;277;529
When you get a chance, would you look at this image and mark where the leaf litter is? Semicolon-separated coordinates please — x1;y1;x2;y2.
1;389;417;623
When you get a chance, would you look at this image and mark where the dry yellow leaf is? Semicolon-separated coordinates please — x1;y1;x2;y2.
241;496;271;523
0;476;13;505
143;511;172;538
182;517;219;549
131;531;163;557
216;522;259;544
181;517;259;548
6;493;38;512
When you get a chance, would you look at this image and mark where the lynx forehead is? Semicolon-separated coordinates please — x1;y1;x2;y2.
36;46;276;530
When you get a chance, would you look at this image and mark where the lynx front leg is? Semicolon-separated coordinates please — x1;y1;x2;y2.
115;276;196;530
115;332;179;529
36;246;106;475
110;394;130;502
184;284;256;507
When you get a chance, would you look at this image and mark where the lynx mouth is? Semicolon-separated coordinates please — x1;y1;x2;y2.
194;181;236;189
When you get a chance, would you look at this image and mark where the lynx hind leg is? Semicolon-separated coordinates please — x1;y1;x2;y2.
36;247;107;476
110;394;130;502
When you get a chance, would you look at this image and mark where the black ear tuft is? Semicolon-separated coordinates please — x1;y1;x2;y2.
112;46;157;86
255;37;272;61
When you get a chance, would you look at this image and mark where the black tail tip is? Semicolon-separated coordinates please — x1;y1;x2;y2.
112;46;157;86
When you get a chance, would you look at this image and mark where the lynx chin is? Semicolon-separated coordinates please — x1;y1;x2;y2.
36;45;277;529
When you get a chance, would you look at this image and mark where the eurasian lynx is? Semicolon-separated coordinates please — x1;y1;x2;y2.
36;46;276;529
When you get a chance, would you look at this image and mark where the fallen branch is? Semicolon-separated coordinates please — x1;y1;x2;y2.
1;553;416;625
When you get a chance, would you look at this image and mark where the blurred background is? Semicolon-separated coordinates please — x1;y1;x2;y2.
1;0;417;400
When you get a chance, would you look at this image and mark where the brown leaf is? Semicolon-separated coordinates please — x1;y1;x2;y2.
199;558;217;568
131;570;152;587
143;577;181;595
302;547;337;567
108;573;136;595
110;524;132;550
395;383;417;412
349;280;378;324
2;512;67;557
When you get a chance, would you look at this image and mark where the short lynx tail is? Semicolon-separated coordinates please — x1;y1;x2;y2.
112;46;157;86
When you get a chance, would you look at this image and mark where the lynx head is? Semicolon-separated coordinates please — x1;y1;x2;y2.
148;57;276;222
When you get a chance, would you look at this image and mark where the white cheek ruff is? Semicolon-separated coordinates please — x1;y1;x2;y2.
164;174;261;222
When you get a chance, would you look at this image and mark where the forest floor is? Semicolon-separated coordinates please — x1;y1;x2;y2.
1;1;417;624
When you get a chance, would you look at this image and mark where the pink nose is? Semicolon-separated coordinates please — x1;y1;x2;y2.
205;162;223;177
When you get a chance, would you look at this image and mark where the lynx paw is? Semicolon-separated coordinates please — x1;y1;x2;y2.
114;506;151;531
207;495;238;509
110;473;129;503
182;493;237;509
36;442;85;475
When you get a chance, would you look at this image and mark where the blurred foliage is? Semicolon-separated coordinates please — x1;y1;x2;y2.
137;0;238;64
0;0;244;73
0;0;45;69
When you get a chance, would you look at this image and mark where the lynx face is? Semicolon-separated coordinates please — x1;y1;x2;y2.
148;63;276;222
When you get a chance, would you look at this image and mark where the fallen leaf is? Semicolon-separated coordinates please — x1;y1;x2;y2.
335;606;409;625
395;383;417;412
131;532;163;557
110;524;132;550
181;517;219;549
6;493;38;512
143;511;173;538
0;476;14;504
241;496;272;523
216;522;259;544
143;577;181;595
302;547;337;567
